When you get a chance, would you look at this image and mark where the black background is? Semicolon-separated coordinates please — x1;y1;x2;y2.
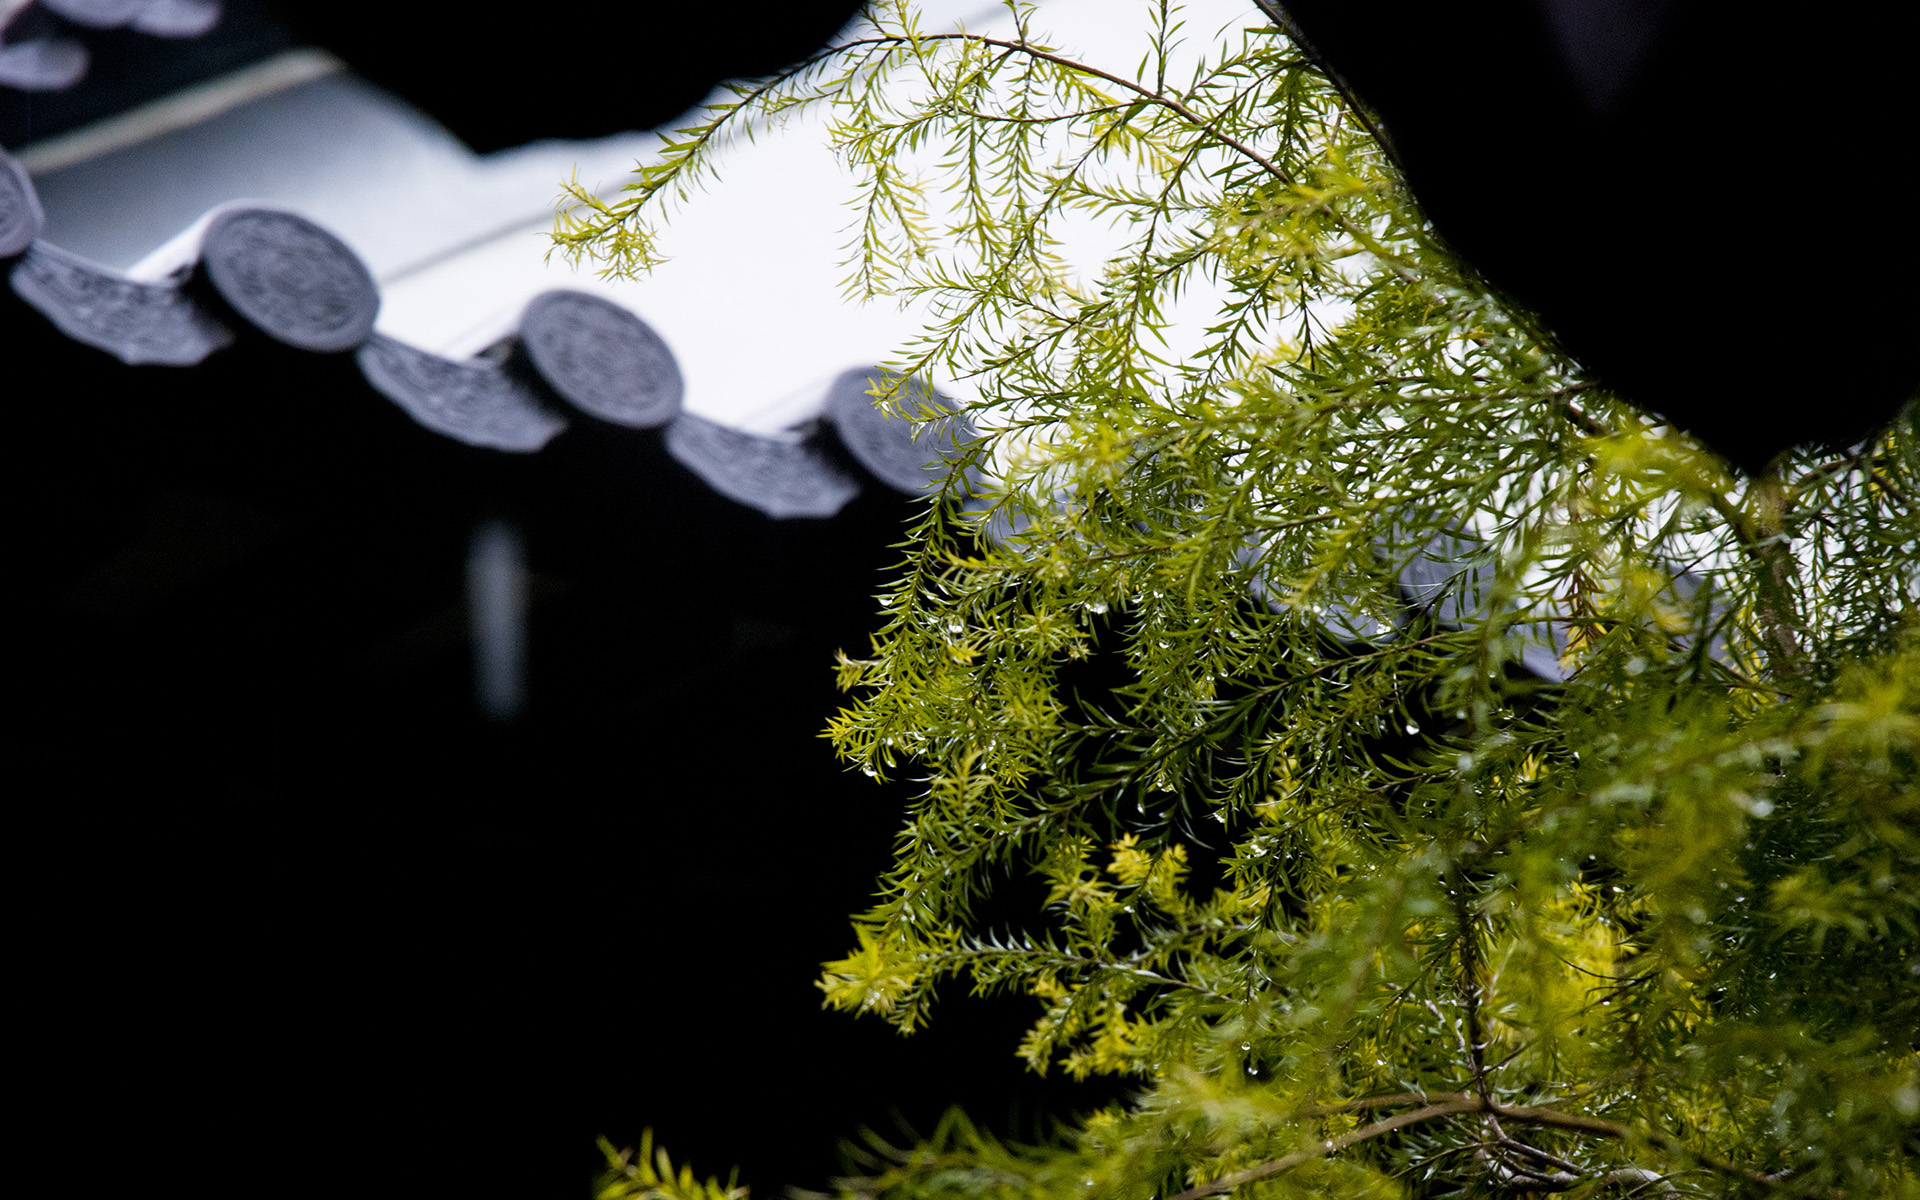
5;3;1114;1197
1273;0;1919;472
2;283;1116;1199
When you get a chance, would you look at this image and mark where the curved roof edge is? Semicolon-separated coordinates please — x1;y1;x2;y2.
2;145;979;522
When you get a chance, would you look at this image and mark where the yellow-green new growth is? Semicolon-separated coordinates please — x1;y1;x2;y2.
566;2;1920;1196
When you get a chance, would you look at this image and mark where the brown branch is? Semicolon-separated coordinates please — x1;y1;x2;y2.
1164;1097;1485;1200
1301;1090;1471;1116
1495;1134;1587;1178
1494;1101;1634;1139
1498;1105;1791;1192
1163;1092;1800;1200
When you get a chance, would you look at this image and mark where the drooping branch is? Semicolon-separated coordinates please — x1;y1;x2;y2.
556;17;1394;278
824;31;1298;186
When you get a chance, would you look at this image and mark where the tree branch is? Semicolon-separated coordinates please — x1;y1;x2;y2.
1164;1093;1799;1200
1164;1097;1485;1200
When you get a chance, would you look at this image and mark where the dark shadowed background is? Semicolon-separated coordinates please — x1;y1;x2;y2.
6;3;1117;1198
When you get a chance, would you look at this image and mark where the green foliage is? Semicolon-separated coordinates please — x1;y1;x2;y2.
564;2;1920;1196
595;1134;747;1200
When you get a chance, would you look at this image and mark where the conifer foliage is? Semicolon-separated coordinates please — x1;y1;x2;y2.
560;2;1919;1195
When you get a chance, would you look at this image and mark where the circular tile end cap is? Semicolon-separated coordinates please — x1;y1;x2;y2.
202;208;378;353
824;367;976;494
357;335;568;453
1;150;46;259
663;413;862;520
519;290;684;428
